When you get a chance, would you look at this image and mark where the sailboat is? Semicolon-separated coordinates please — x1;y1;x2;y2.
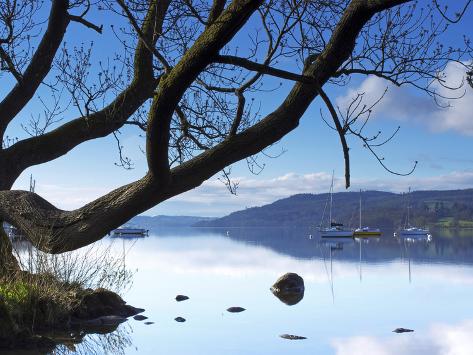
320;172;353;238
395;187;431;238
353;190;381;237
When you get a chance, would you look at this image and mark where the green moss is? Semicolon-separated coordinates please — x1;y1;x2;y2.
0;281;31;308
0;274;82;336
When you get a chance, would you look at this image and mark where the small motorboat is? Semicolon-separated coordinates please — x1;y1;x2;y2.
112;226;149;237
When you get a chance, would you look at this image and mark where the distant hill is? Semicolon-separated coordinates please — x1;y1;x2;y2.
130;215;214;229
195;189;473;228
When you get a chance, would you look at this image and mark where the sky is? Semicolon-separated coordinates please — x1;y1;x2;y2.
4;1;473;217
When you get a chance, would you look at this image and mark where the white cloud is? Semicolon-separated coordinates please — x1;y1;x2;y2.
34;184;111;210
99;235;473;284
353;170;473;192
16;169;473;216
151;170;473;216
331;320;473;355
336;61;473;135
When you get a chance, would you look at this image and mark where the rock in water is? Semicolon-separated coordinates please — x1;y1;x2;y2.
144;322;154;325
271;273;305;306
280;334;307;340
175;317;186;322
226;307;246;313
393;328;414;333
134;315;148;321
175;295;189;302
74;288;144;319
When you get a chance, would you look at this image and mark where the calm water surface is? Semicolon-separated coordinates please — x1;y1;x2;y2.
63;228;473;354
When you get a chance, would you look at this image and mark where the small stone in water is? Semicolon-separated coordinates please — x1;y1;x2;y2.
144;321;154;325
227;307;246;313
175;317;186;322
393;328;414;333
175;295;189;302
280;334;307;340
134;315;148;321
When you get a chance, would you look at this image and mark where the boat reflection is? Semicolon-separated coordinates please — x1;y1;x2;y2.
319;237;355;302
396;232;433;283
355;236;381;282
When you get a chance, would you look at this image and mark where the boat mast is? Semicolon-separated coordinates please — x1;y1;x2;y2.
407;187;411;228
329;171;334;226
29;174;36;193
359;189;362;229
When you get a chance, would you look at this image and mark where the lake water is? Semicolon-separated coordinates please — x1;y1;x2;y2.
46;227;473;354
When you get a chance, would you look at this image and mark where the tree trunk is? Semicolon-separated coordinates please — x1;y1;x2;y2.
0;165;20;275
0;225;20;276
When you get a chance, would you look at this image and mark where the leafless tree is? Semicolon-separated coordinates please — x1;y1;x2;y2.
0;0;471;272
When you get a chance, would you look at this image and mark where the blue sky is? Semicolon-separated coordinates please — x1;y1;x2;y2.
4;1;473;217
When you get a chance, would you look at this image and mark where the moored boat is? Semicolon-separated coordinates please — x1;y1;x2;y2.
319;172;353;238
112;226;149;237
321;226;354;238
354;226;382;237
395;188;431;239
353;190;382;237
397;227;430;236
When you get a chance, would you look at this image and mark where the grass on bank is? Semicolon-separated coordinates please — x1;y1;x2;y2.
0;238;134;343
434;217;473;229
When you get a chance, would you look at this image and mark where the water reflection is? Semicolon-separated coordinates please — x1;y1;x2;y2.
332;319;473;355
396;233;433;283
8;227;473;354
218;226;473;265
51;324;133;355
1;325;132;355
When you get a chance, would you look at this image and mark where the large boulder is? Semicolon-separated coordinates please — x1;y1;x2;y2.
270;273;305;306
73;288;144;319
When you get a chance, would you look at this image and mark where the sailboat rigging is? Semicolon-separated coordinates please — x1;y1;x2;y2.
395;187;431;239
320;172;353;238
353;189;382;237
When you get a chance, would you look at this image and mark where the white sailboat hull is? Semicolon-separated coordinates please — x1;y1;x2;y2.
397;228;430;237
320;228;354;238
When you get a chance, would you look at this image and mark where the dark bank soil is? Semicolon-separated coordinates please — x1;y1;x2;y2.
0;275;143;352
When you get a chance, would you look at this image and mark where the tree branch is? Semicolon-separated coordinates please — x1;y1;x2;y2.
207;0;227;26
68;14;103;33
0;0;70;141
0;46;22;82
215;54;313;83
146;0;264;182
116;0;171;72
229;89;245;137
316;85;351;188
2;0;164;184
182;0;207;26
433;0;472;23
334;68;402;86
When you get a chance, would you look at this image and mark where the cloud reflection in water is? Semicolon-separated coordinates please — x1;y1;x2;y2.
332;319;473;355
